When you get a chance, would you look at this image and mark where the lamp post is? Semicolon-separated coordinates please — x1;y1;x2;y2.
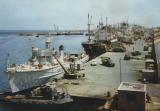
119;58;122;83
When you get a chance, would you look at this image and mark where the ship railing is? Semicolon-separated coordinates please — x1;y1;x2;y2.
7;63;16;68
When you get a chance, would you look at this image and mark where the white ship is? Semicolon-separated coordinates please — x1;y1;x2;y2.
6;36;89;93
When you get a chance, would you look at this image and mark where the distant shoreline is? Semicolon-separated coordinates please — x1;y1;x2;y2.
0;30;86;36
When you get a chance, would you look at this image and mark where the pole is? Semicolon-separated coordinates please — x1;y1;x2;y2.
105;16;107;40
119;59;122;83
88;13;91;42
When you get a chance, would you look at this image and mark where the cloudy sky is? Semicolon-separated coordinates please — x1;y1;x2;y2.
0;0;160;30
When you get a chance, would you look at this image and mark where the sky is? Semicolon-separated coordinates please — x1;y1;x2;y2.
0;0;160;30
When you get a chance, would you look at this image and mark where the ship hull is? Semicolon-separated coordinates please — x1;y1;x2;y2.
7;55;89;93
82;42;107;59
7;66;66;93
0;99;73;110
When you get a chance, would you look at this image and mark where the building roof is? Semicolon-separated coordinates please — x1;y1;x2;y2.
118;82;146;92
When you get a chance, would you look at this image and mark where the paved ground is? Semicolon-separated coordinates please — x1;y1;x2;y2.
146;84;160;111
55;39;146;99
53;39;160;110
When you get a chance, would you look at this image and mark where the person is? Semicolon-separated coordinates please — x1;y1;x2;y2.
146;93;151;103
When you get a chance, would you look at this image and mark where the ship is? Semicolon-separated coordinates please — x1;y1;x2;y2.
82;14;111;59
6;36;89;93
0;81;73;108
82;15;130;59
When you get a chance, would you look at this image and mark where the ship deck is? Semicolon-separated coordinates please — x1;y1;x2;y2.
54;39;147;99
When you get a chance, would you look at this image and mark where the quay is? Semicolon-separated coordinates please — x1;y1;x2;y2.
51;39;160;111
55;52;145;99
2;30;160;111
53;39;146;99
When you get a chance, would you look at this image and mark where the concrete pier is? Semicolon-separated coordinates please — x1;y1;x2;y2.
54;39;146;99
52;39;160;110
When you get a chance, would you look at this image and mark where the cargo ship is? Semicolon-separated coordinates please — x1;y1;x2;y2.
82;15;134;59
82;14;111;59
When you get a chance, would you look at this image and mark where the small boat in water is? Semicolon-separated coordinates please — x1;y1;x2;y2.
0;81;73;108
6;36;89;93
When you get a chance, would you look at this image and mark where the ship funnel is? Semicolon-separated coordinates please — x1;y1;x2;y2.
59;45;64;62
59;45;64;51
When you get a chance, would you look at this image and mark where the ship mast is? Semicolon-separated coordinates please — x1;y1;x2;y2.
88;14;91;42
6;53;11;69
45;31;52;49
45;31;53;63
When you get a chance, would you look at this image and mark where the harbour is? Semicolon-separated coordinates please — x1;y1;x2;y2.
1;1;160;111
0;31;160;111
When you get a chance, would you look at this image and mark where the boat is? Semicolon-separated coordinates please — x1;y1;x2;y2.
82;14;110;59
6;36;89;93
82;14;125;59
82;16;135;60
0;81;73;108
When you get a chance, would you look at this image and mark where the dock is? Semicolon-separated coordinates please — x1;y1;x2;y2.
2;39;160;111
54;39;146;99
50;39;160;111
